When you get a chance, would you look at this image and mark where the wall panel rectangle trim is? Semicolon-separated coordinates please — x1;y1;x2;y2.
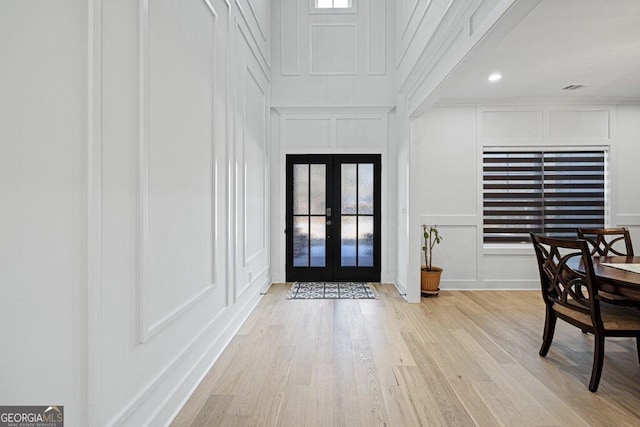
367;0;386;75
138;0;218;343
242;67;268;265
617;214;640;227
309;24;358;76
280;0;300;76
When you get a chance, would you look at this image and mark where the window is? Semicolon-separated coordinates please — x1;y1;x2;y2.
316;0;351;8
483;149;606;244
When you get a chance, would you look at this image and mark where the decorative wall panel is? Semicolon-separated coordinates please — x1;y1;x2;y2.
280;0;300;75
244;69;267;263
368;0;386;75
139;0;217;341
310;24;358;75
336;118;385;148
282;118;333;149
549;110;610;139
482;110;543;139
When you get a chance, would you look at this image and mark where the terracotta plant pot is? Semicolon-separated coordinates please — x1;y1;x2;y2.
421;266;442;297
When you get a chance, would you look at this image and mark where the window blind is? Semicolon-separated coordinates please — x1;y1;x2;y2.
483;150;605;244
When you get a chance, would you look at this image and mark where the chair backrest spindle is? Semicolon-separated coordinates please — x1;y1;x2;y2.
577;227;634;257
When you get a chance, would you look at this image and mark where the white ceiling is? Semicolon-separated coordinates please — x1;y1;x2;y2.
440;0;640;101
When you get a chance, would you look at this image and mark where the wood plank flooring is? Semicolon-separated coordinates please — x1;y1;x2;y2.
172;284;640;426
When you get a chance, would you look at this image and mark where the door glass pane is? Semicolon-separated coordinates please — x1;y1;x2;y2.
341;164;357;214
341;216;357;266
358;216;374;266
294;164;309;215
358;164;374;214
310;164;326;215
293;216;309;266
309;216;326;266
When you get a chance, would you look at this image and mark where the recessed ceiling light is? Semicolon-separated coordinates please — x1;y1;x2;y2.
488;73;502;82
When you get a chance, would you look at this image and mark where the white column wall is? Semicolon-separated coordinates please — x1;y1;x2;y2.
0;2;88;425
94;0;271;424
270;0;398;286
415;103;640;291
1;0;272;425
615;105;640;239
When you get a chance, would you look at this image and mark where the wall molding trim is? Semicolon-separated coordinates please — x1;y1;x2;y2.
236;0;271;77
272;106;395;115
245;0;267;42
137;0;218;343
242;67;268;266
280;0;300;76
617;214;640;227
367;0;387;75
399;0;421;42
446;280;538;290
309;23;359;76
87;0;104;425
436;97;640;107
397;0;437;70
107;278;268;426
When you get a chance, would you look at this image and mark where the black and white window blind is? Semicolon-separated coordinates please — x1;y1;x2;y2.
483;149;606;244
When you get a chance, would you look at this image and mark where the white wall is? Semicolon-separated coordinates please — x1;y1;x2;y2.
271;0;395;107
415;103;640;291
270;107;395;283
614;105;640;239
96;0;271;424
392;0;542;301
1;0;272;425
0;2;87;425
270;0;397;285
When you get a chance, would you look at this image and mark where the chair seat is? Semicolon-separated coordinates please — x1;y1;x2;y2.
554;301;640;331
599;290;630;302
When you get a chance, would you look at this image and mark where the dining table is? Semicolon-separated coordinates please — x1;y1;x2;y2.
569;256;640;301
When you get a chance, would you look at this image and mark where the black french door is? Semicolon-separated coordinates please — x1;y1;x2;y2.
286;154;381;282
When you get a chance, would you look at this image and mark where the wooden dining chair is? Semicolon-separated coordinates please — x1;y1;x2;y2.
577;227;636;306
577;227;634;257
530;233;640;392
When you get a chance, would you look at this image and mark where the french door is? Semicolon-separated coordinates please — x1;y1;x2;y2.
286;154;381;282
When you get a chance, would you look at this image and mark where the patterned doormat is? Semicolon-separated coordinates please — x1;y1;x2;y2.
288;282;377;299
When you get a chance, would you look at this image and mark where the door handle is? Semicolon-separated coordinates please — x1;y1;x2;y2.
326;220;333;226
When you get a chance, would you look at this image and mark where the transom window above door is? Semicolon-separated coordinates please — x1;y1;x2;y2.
316;0;351;9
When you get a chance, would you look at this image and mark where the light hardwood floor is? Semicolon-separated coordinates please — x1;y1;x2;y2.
172;284;640;426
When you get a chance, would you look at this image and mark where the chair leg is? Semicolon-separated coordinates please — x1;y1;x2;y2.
589;334;605;392
539;306;557;357
636;335;640;364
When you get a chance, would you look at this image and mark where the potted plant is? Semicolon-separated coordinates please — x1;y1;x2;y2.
421;224;443;296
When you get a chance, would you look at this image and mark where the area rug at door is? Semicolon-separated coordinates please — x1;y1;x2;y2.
287;282;377;299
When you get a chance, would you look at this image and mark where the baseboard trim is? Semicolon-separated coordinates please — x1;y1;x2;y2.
106;277;268;426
